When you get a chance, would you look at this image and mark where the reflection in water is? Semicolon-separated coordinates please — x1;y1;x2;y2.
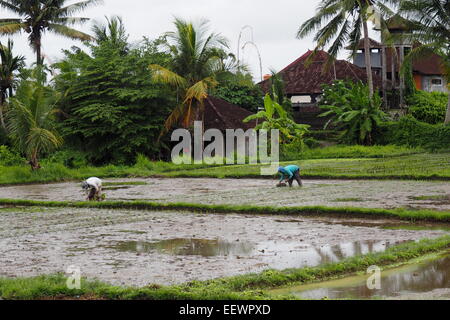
112;239;254;257
109;239;400;269
271;255;450;300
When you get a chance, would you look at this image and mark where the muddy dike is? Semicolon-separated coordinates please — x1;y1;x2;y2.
0;178;448;211
0;207;447;287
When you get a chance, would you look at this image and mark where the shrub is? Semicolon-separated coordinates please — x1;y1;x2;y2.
0;145;25;166
374;116;450;151
319;80;386;145
407;91;447;124
43;150;89;168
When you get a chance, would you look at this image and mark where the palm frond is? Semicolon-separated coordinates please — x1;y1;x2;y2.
0;22;24;35
48;23;92;40
149;64;188;88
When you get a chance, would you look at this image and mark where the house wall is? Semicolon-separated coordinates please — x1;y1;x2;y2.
354;51;382;69
413;74;422;90
421;75;448;93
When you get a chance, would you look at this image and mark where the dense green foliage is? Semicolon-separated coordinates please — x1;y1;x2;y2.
1;236;448;299
375;116;450;151
408;91;448;124
213;82;263;113
53;30;175;165
244;94;309;144
319;80;386;145
0;145;24;166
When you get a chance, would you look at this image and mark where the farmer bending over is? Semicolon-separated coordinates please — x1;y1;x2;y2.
82;177;103;201
277;165;303;187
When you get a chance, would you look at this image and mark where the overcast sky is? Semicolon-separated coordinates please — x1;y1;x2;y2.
0;0;380;80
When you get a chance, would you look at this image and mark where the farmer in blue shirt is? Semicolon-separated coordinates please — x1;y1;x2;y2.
277;165;303;187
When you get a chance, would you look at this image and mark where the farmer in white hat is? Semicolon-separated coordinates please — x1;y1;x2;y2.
81;177;103;201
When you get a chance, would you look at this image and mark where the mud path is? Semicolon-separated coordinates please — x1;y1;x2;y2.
0;207;447;286
0;178;448;211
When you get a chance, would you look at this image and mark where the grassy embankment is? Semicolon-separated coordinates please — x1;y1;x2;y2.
0;146;448;185
163;152;450;180
1;199;449;222
1;236;449;300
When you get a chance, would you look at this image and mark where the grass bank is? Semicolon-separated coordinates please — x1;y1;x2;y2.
1;198;449;222
162;153;450;180
1;236;449;300
0;148;447;186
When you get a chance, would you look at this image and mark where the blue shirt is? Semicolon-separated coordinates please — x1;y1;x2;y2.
278;165;300;182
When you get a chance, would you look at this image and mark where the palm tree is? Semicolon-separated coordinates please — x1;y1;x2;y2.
0;0;101;65
6;68;63;170
91;15;128;52
297;0;392;100
398;0;450;124
0;39;24;130
149;18;229;137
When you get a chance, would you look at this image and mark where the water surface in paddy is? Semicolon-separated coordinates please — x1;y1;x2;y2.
270;254;450;300
107;238;403;269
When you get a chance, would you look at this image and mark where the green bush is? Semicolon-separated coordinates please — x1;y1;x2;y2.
374;116;450;151
407;91;447;124
319;80;386;145
0;145;25;166
43;150;89;168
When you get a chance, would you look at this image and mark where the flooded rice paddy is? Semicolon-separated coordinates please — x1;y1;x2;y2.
0;178;449;211
0;206;447;287
270;253;450;300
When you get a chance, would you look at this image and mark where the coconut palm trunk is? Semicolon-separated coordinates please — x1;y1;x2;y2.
0;93;6;129
363;20;374;99
35;36;42;65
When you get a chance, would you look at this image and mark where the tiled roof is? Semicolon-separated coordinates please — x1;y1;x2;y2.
204;96;256;131
259;50;383;95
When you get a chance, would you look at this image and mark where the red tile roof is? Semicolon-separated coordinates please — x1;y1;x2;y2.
385;45;444;75
259;50;383;95
348;38;383;50
204;96;256;131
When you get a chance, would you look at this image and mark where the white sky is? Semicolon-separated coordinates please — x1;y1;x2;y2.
0;0;380;81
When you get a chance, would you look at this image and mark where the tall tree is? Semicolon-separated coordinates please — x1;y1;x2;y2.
297;0;390;100
0;39;24;130
7;67;63;169
53;17;175;164
149;18;229;137
0;0;101;65
398;0;450;124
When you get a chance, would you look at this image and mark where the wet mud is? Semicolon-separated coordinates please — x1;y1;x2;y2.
0;207;447;286
0;178;448;211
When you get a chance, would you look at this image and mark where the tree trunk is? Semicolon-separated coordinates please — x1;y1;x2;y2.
445;88;450;125
35;34;42;65
0;93;6;130
363;20;374;100
29;149;41;170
